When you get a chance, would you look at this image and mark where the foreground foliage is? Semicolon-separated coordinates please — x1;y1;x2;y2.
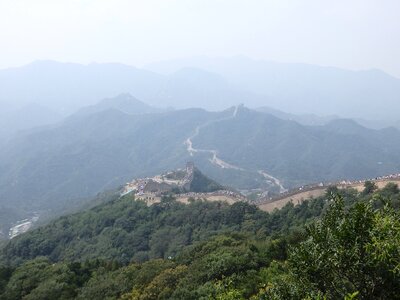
263;194;400;299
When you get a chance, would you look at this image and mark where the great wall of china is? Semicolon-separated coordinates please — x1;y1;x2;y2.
121;162;400;213
121;162;246;206
256;174;400;212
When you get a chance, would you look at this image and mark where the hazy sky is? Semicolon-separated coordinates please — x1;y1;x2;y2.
1;0;399;77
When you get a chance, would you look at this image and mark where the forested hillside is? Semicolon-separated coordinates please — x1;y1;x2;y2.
193;107;400;185
0;107;231;226
2;103;400;235
0;191;310;266
0;182;399;299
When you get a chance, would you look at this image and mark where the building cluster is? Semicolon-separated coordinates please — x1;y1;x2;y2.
121;162;196;197
121;178;149;196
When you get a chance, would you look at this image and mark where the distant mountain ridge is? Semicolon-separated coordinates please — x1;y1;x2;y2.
0;60;165;114
145;56;400;121
0;60;262;113
256;106;338;126
75;93;162;116
2;58;400;121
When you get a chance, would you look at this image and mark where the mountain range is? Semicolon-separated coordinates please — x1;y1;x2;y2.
0;60;257;114
146;56;400;121
2;58;400;122
1;94;400;235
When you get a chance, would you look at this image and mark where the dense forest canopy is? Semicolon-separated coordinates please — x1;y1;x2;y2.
0;182;399;299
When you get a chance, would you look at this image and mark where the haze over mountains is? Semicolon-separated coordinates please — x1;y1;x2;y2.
0;103;62;139
0;60;256;114
1;57;400;236
1;58;400;123
146;56;400;121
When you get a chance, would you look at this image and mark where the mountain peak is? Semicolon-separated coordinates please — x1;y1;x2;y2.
76;93;160;116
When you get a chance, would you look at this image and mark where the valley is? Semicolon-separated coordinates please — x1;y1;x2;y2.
184;105;287;194
1;99;400;237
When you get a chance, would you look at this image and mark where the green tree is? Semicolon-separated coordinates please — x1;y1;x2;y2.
269;195;400;299
362;181;377;195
